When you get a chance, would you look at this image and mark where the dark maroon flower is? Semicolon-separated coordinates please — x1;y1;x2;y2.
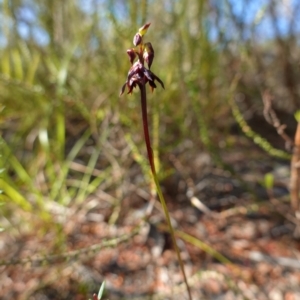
120;61;164;95
120;23;164;96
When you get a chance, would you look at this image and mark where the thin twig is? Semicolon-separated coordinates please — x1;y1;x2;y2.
0;226;141;267
262;90;294;150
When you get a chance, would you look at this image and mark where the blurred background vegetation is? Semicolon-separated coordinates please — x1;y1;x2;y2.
1;0;300;299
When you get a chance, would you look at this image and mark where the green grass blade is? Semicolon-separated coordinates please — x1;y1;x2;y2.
0;178;32;211
97;281;106;299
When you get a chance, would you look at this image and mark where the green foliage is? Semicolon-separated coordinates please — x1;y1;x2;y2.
229;92;291;160
295;110;300;123
264;173;275;190
91;281;106;300
97;281;106;300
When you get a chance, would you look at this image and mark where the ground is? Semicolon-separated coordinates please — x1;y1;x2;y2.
1;135;300;300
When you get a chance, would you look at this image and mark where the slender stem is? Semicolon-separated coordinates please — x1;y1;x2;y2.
139;82;192;300
140;82;155;174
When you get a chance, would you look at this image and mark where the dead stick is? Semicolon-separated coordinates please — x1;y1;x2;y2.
290;122;300;211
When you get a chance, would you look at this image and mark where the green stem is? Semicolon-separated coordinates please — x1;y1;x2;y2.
139;83;192;300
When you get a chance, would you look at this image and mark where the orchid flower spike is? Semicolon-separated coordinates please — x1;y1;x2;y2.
120;23;164;96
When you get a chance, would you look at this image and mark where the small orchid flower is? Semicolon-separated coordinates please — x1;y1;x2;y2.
143;42;154;69
120;23;164;96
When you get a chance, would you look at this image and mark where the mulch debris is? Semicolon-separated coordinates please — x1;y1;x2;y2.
1;140;300;300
